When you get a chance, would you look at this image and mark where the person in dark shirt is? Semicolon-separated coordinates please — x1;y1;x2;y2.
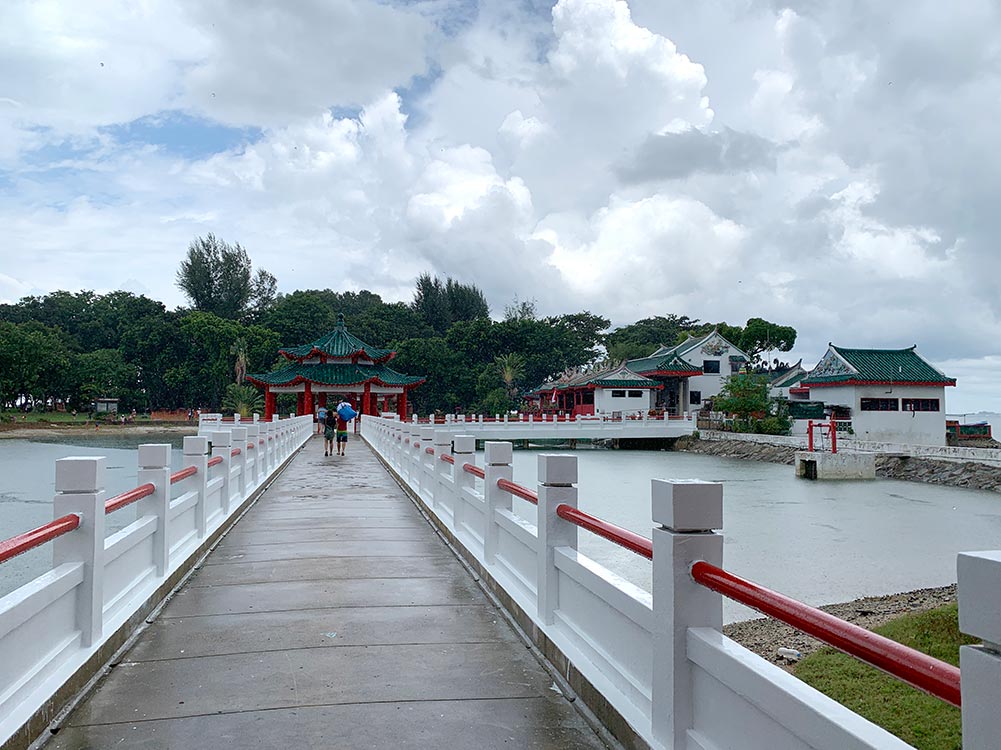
323;409;337;457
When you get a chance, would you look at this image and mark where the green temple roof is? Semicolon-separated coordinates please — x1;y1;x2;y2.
626;349;702;376
279;313;394;363
247;362;424;388
801;345;955;387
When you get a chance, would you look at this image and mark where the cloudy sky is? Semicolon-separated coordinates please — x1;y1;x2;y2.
2;0;999;411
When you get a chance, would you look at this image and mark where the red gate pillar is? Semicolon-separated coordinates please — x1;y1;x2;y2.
363;383;372;415
264;388;275;420
318;393;327;409
304;382;314;418
296;392;305;415
398;390;408;419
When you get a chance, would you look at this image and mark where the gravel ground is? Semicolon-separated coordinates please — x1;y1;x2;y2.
723;584;958;671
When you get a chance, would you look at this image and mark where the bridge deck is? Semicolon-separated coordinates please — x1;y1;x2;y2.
47;437;607;749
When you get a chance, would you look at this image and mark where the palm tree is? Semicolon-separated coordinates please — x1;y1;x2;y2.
230;338;248;384
495;353;526;400
222;384;263;417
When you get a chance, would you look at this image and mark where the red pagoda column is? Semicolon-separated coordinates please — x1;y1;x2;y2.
296;392;305;415
397;389;408;419
264;388;275;420
363;383;372;416
304;381;314;418
318;393;327;409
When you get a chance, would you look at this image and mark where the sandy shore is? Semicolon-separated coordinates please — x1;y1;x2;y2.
724;584;957;670
0;423;198;440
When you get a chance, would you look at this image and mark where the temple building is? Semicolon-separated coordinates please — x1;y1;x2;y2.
246;314;424;420
625;329;750;415
798;344;955;446
527;329;750;418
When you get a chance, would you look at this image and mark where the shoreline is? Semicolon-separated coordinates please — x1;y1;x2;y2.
0;423;199;440
676;435;1001;493
724;584;957;670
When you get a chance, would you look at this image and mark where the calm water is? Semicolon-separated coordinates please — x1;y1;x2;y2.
3;436;1000;623
0;433;186;598
493;448;1001;623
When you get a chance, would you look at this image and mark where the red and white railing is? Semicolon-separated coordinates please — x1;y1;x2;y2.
362;414;999;750
0;413;314;748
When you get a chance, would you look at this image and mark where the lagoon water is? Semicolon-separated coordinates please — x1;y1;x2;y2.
0;433;185;598
2;435;1000;622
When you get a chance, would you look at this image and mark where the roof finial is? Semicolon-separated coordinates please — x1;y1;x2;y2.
337;313;345;327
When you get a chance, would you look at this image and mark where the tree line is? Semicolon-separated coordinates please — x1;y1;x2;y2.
0;234;796;416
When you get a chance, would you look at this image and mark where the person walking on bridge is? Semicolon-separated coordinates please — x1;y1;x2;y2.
335;399;352;456
316;404;327;434
323;409;337;456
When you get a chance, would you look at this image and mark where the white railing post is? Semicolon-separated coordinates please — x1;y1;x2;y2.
231;426;248;501
483;442;513;564
432;430;451;511
537;453;577;625
53;456;106;647
183;436;209;539
210;430;232;515
420;426;435;500
407;425;421;483
137;444;171;577
958;551;1001;749
650;479;724;748
245;423;260;489
452;435;476;538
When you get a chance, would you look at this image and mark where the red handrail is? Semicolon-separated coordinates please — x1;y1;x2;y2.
247;442;255;450
231;448;241;457
496;478;538;505
425;447;435;454
0;514;81;564
170;466;197;484
105;483;156;514
463;463;485;479
414;442;421;449
440;454;455;465
208;456;223;467
690;561;962;707
556;504;653;558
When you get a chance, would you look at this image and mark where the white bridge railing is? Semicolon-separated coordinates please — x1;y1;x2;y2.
398;411;696;441
0;413;314;748
362;414;1000;750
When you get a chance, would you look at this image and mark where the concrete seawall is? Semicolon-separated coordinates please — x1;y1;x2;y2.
675;436;1001;493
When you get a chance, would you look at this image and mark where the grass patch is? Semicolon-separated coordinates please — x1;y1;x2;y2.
795;603;977;750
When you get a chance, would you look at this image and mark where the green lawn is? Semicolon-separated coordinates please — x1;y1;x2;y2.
1;411;151;424
795;604;977;750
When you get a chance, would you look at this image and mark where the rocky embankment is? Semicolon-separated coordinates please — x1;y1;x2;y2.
675;436;1001;492
723;584;957;670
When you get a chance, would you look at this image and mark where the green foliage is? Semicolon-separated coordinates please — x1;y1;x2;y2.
175;234;276;321
0;321;73;409
605;315;701;361
72;349;139;410
796;604;975;750
504;297;537;321
494;352;526;398
713;374;770;418
221;383;264;418
411;273;489;334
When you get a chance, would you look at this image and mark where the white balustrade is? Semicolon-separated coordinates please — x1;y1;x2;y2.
0;414;314;748
360;413;996;750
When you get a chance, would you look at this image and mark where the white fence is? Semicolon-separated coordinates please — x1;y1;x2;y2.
0;414;313;748
700;429;1001;464
396;412;696;441
362;415;1000;750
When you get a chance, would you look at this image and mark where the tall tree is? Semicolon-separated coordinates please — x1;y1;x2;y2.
175;234;276;320
411;273;489;335
605;315;701;361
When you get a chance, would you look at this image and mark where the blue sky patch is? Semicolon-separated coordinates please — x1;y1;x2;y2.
101;112;262;160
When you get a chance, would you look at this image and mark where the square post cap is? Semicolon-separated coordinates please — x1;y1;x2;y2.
56;456;106;493
652;479;722;532
539;454;576;485
485;441;513;465
138;443;171;469
453;435;476;454
183;436;209;455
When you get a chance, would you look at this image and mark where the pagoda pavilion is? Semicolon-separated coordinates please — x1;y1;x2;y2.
246;314;425;420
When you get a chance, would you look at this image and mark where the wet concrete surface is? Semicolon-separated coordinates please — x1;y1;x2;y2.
46;435;607;750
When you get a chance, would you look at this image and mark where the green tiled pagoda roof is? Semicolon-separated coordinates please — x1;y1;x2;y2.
247;362;424;388
280;314;393;363
801;345;955;387
528;365;660;393
626;349;702;376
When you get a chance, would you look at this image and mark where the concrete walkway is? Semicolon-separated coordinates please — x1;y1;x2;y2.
47;436;608;749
